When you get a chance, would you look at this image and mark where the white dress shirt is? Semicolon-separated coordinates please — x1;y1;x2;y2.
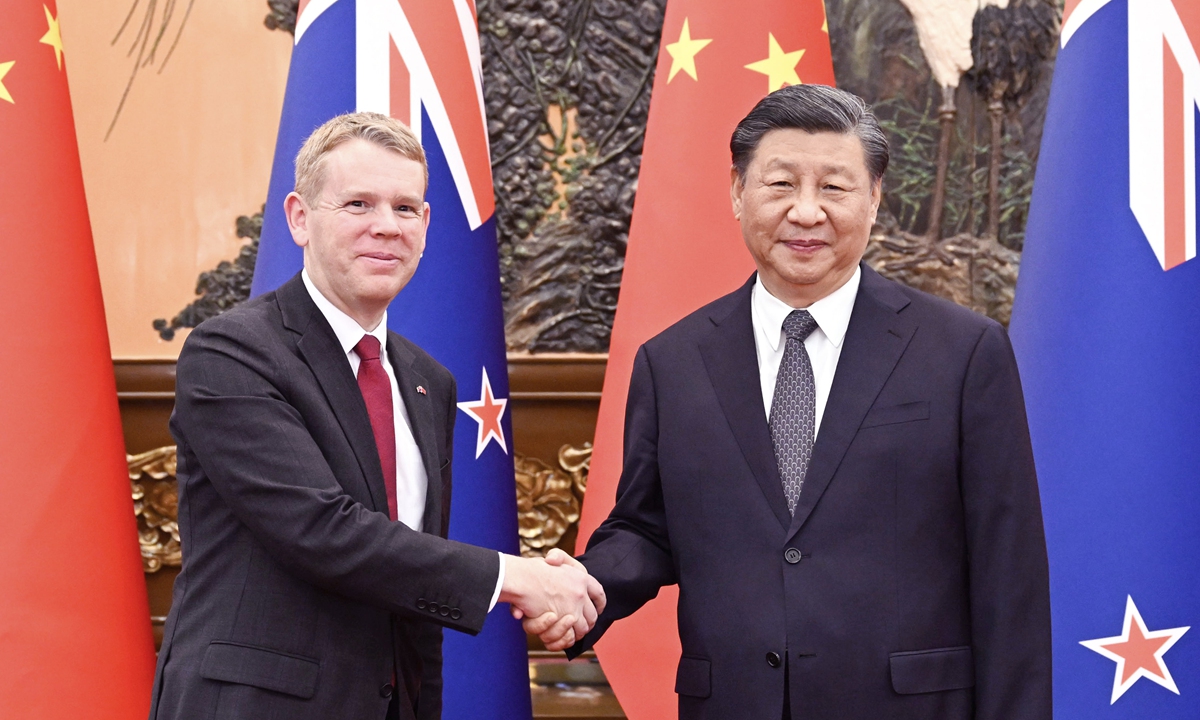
302;270;504;608
751;266;861;439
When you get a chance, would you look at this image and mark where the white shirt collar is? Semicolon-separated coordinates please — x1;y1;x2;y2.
753;265;861;353
301;268;389;358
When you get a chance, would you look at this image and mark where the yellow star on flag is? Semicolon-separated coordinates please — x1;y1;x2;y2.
40;5;64;70
745;33;805;92
665;18;712;83
0;61;14;104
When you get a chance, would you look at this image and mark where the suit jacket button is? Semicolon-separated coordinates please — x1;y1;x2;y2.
784;548;802;564
417;599;427;610
380;683;394;698
766;652;782;668
439;606;450;617
428;602;440;614
450;609;462;620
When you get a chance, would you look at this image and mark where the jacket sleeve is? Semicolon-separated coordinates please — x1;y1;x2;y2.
571;344;678;657
959;322;1053;719
173;316;499;634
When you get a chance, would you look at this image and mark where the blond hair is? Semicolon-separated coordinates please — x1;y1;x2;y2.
293;112;427;200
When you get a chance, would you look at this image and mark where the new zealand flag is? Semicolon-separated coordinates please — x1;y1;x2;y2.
1010;0;1200;715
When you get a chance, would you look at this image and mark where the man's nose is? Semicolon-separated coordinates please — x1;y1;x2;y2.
370;205;403;237
787;189;825;226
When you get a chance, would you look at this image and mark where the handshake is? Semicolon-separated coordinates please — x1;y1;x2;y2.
499;549;606;651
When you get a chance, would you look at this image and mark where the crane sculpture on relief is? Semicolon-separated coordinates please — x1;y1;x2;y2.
897;0;1008;241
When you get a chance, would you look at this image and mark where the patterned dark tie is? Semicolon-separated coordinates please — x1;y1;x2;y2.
354;335;398;521
770;309;819;516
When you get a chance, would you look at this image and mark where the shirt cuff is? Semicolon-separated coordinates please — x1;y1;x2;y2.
488;552;507;612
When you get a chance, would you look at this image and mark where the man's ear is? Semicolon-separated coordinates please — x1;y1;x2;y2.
868;178;882;225
729;165;744;221
284;192;309;248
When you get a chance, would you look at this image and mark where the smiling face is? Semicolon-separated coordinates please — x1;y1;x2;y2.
285;138;430;329
731;128;881;308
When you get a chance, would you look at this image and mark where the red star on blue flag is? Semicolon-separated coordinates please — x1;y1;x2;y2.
1080;596;1190;704
457;367;508;459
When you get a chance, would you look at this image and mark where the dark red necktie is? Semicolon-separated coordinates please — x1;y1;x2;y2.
354;335;398;521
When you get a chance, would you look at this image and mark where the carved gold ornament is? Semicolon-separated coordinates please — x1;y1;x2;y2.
515;443;592;557
129;441;593;567
128;446;180;573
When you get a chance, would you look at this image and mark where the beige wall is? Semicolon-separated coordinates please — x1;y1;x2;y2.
59;0;292;358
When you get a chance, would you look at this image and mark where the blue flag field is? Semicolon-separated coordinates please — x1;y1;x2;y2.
1010;0;1200;716
250;1;531;718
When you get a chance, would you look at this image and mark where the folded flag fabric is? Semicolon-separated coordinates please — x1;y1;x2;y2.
0;1;156;716
1010;1;1200;715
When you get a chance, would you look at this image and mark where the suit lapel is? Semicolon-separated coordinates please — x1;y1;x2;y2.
787;266;916;540
699;277;792;531
278;275;389;515
386;334;444;537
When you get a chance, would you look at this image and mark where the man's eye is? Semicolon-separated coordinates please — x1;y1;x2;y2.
348;200;367;208
396;205;420;218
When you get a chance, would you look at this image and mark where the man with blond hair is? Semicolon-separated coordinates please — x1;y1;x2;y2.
149;112;602;720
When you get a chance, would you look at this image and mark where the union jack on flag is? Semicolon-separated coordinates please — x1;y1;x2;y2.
251;2;530;718
1064;0;1200;270
291;0;494;228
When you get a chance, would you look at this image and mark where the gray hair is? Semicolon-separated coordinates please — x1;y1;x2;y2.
730;84;889;184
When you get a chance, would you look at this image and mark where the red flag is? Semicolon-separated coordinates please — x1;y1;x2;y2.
0;2;156;716
576;1;834;716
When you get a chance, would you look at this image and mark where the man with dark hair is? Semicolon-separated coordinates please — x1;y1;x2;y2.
540;85;1052;719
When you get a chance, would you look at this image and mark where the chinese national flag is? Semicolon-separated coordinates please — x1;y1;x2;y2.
575;1;834;717
0;1;156;717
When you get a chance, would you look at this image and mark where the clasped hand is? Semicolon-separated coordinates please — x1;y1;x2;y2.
499;549;605;651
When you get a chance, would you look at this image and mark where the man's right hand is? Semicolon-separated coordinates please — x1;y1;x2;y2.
499;551;605;651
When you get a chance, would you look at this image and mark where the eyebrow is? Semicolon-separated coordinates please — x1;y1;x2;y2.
336;188;424;204
761;159;856;176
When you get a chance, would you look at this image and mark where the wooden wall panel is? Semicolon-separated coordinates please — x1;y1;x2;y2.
508;354;605;556
115;360;179;650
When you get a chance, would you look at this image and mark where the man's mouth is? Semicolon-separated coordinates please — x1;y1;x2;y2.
781;239;827;251
360;252;401;263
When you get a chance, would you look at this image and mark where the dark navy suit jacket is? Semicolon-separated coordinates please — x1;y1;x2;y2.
574;265;1052;720
149;274;498;720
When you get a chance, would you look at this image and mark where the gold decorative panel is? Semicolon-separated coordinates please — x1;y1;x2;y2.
128;441;594;566
515;443;592;558
128;446;181;574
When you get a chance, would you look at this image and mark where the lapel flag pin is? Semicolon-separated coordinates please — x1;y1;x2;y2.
416;386;426;395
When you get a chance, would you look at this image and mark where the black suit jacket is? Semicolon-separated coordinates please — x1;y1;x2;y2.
575;266;1051;720
149;274;499;720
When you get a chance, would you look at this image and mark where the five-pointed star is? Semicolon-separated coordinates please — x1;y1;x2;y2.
744;33;805;92
457;367;509;459
1080;595;1190;704
0;61;13;104
40;5;64;71
665;18;712;83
